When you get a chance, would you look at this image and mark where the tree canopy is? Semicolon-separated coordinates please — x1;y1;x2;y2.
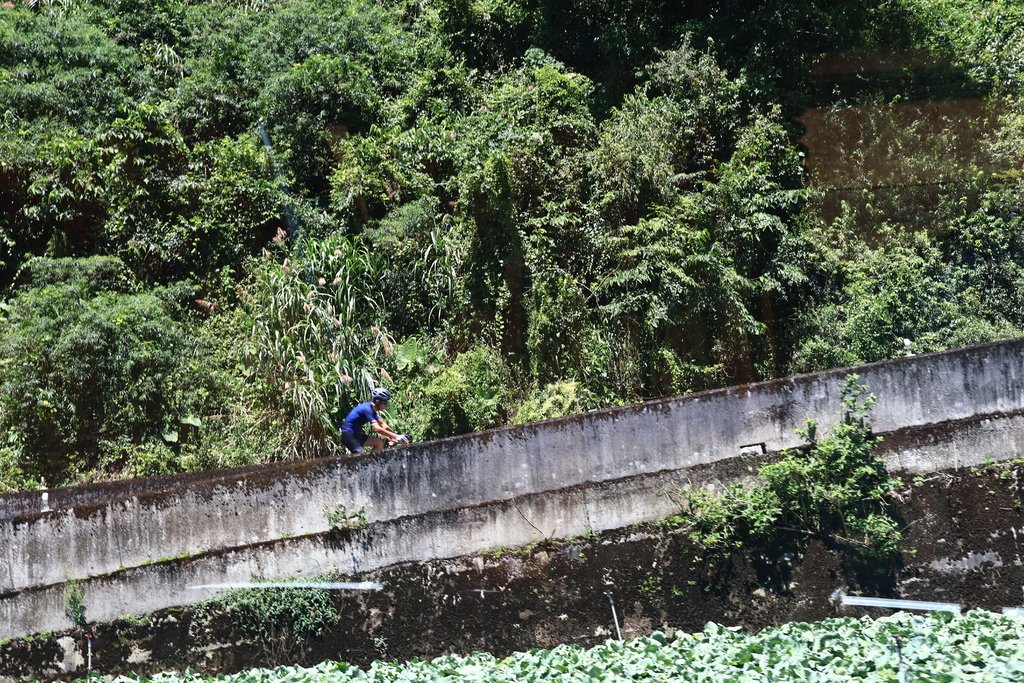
1;0;1022;490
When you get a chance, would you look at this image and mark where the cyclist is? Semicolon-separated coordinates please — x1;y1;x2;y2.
340;388;409;455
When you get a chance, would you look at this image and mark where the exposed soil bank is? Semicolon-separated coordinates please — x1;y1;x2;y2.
3;461;1023;682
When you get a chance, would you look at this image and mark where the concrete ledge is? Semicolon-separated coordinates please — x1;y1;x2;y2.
879;411;1024;472
0;461;294;523
7;456;1024;683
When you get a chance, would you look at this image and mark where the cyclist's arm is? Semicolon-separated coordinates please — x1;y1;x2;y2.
370;419;401;442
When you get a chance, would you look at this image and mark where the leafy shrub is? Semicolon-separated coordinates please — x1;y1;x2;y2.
511;380;583;425
525;273;597;386
591;39;743;228
244;234;390;460
63;580;86;629
908;0;1024;88
323;503;367;531
163;306;278;475
259;55;382;194
114;611;1024;682
405;345;515;440
791;228;1020;373
4;104;281;290
331;131;439;230
174;133;283;289
360;197;464;338
22;254;130;291
685;375;902;559
195;583;338;663
0;4;152;127
597;104;807;389
0;257;186;488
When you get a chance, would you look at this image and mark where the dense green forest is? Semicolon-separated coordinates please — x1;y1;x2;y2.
0;0;1021;491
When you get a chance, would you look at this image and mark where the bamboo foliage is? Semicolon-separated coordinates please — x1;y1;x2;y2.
247;234;390;459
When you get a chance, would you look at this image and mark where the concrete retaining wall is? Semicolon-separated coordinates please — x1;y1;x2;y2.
6;458;1024;683
2;339;1024;639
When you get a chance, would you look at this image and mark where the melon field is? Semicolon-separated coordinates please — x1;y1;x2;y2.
98;611;1024;682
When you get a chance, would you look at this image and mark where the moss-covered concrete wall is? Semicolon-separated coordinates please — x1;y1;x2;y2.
3;462;1024;682
1;339;1023;643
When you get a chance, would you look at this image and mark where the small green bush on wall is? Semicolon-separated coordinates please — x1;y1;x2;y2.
684;375;903;560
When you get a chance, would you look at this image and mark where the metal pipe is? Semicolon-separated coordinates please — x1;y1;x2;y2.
84;634;93;681
190;581;383;591
836;593;961;613
604;590;622;640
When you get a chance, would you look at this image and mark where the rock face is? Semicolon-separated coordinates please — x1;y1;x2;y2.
3;463;1024;682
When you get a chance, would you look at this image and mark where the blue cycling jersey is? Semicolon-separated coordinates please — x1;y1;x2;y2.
341;402;379;435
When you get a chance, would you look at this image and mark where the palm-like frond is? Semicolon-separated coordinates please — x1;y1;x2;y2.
247;234;391;459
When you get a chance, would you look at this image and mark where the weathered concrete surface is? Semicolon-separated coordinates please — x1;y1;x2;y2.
0;461;288;523
3;340;1023;598
0;456;730;640
1;405;1022;641
4;461;1024;682
881;412;1024;472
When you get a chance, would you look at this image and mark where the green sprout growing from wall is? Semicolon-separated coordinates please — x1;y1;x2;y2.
64;580;86;629
324;503;368;531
